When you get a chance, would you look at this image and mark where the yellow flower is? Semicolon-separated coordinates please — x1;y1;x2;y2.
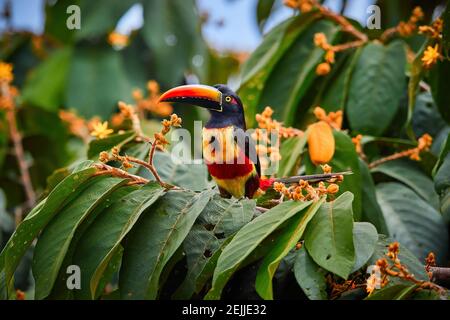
0;62;13;83
421;44;441;68
91;121;114;139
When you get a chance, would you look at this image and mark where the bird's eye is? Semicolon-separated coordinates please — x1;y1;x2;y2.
225;96;232;103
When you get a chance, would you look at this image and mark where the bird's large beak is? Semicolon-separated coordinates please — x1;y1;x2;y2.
158;84;223;112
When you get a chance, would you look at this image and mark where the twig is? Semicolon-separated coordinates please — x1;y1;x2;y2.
1;83;36;214
126;154;172;189
93;163;149;184
332;40;366;52
318;6;368;42
255;206;269;213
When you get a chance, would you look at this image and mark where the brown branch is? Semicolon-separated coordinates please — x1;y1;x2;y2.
125;155;171;189
429;267;450;286
1;83;36;215
332;40;366;52
318;6;368;42
93;163;149;184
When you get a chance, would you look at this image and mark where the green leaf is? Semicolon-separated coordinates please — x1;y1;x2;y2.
173;195;255;299
372;159;440;209
75;0;135;40
256;0;276;31
278;133;308;177
366;284;417;300
443;3;450;56
46;185;138;300
32;176;126;299
376;182;448;263
206;200;312;300
346;40;406;135
72;182;164;299
22;48;72;111
434;133;450;221
255;197;324;299
368;234;429;283
293;246;328;300
238;13;318;126
304;192;355;279
351;222;378;273
65;46;131;119
0;167;96;299
87;131;136;159
44;0;79;44
151;152;209;192
428;59;450;123
119;190;212;299
316;48;362;111
141;0;203;87
257;20;340;126
359;159;388;234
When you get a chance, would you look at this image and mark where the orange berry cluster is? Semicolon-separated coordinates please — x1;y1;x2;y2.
273;164;342;201
132;80;173;117
313;106;342;130
283;0;316;12
397;7;424;37
314;33;335;76
253;107;303;174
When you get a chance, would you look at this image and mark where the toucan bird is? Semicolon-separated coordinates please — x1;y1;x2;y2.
158;84;350;199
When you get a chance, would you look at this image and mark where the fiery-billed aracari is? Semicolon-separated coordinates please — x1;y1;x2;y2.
159;84;349;199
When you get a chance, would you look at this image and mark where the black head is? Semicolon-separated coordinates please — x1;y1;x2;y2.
209;84;246;130
158;84;246;130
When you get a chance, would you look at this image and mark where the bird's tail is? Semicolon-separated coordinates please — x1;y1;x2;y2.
259;171;353;191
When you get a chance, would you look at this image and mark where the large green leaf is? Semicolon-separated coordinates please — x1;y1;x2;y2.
46;185;138;300
22;47;72;111
316;48;361;111
293;246;328;300
376;182;448;263
141;0;203;87
65;46;131;119
346;40;406;135
173;195;255;299
0;167;96;299
256;0;277;31
366;284;417;300
75;0;135;40
257;20;340;126
32;176;126;299
372;159;440;209
151;151;209;191
304;192;355;279
443;3;450;57
205;200;312;300
87;131;136;159
119;190;212;299
238;13;318;126
359;159;388;234
429;59;450;123
72;182;164;299
351;222;378;273
255;198;324;299
434;134;450;221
